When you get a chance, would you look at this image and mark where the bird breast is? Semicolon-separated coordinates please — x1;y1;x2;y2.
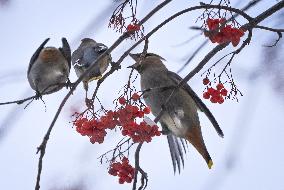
140;71;200;138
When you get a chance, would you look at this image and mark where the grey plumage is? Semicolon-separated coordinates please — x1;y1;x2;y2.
128;52;223;172
27;38;71;95
71;38;112;90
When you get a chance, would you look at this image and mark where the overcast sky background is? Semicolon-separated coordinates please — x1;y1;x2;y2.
0;0;283;190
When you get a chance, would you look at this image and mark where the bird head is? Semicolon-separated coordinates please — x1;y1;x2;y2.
39;47;62;62
81;38;97;46
128;52;167;74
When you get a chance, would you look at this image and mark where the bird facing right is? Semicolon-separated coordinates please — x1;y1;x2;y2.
128;52;224;172
71;38;112;91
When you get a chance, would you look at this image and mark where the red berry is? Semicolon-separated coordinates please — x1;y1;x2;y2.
119;97;126;105
207;18;219;30
108;168;117;176
216;83;224;90
137;111;144;118
126;24;140;32
231;36;240;47
220;88;228;96
203;78;210;85
203;92;210;99
207;87;216;95
122;157;128;163
210;96;218;103
143;107;151;114
131;93;140;101
122;129;128;136
218;96;225;104
118;177;125;184
125;176;132;183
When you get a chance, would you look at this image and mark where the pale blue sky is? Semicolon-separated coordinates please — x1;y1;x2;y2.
0;0;283;190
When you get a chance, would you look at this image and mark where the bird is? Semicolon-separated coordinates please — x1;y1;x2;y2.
27;38;71;96
71;38;112;91
128;52;224;173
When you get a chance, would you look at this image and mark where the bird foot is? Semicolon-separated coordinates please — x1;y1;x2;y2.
85;98;94;109
35;90;43;100
111;62;121;70
65;79;74;89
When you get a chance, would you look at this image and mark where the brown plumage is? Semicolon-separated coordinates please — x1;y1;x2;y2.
27;38;71;95
128;52;223;172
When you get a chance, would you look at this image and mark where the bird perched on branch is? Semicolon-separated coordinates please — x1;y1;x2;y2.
27;38;71;96
71;38;112;91
128;52;224;173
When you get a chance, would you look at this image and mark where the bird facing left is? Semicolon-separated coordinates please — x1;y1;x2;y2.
27;38;71;96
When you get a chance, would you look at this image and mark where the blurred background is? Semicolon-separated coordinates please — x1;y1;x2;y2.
0;0;283;189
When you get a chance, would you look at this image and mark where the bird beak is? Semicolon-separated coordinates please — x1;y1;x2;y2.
127;53;140;69
129;53;137;60
129;53;141;61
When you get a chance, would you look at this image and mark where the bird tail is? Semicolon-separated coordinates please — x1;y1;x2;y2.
185;126;213;169
167;135;188;174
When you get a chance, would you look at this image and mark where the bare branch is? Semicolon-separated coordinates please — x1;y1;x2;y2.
177;40;209;73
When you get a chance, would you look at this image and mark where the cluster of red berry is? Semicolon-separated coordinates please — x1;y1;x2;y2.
118;94;161;143
108;157;135;184
126;23;141;32
202;78;228;104
205;18;245;47
73;92;160;144
74;111;118;144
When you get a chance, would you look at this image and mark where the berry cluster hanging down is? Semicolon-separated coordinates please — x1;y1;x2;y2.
108;157;135;184
73;92;161;144
205;18;245;47
202;78;228;104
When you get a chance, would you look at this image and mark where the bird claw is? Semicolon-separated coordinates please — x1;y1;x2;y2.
35;90;43;100
111;62;121;70
85;98;94;109
65;79;74;89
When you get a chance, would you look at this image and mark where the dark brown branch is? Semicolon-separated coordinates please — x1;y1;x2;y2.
0;96;35;106
0;82;69;106
255;25;284;33
255;25;283;47
177;40;209;73
132;142;147;190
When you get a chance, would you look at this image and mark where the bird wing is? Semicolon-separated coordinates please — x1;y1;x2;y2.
167;71;224;137
59;38;71;71
94;43;112;73
27;38;50;74
94;43;108;53
161;122;188;174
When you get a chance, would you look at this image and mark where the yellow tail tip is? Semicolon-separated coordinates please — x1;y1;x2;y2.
208;160;213;169
89;75;102;82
